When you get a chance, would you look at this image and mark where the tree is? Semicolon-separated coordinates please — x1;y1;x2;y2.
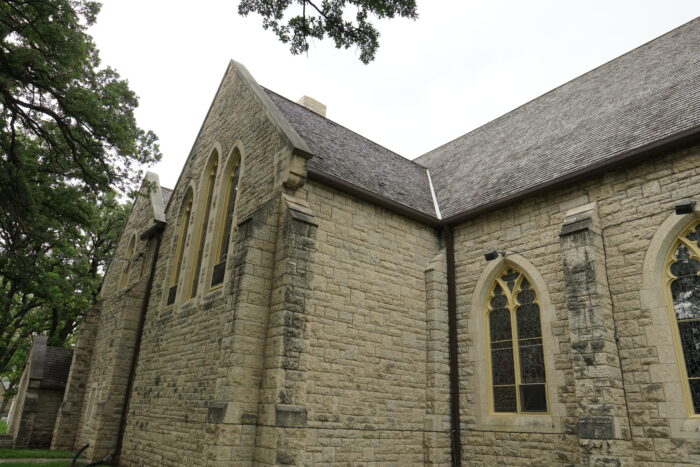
0;0;159;397
0;192;130;402
238;0;418;64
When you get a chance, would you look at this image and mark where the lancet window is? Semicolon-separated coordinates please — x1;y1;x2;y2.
189;154;218;298
487;266;548;413
211;149;241;288
166;189;193;306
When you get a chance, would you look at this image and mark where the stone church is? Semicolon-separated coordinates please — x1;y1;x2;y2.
50;17;700;465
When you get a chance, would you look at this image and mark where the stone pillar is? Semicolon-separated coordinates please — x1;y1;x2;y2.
83;277;149;462
52;302;102;450
423;250;452;466
254;194;317;466
558;202;632;465
204;198;279;466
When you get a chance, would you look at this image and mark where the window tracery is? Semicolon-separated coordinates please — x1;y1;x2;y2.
487;266;547;413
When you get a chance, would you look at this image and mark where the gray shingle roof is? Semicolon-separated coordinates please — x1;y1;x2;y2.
263;89;437;217
416;17;700;220
161;187;173;207
41;346;73;389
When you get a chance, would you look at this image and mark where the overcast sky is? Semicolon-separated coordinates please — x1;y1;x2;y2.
90;1;700;190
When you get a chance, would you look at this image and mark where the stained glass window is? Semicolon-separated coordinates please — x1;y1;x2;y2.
166;189;193;306
487;267;547;413
190;154;218;298
666;221;700;414
211;150;241;288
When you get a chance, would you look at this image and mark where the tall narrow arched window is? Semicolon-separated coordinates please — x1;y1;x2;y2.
166;189;193;306
189;153;218;298
119;235;136;290
487;266;548;414
211;149;241;288
666;220;700;414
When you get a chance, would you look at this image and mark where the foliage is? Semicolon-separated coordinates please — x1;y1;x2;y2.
0;449;74;459
0;0;158;396
0;194;131;398
0;420;6;434
238;0;418;63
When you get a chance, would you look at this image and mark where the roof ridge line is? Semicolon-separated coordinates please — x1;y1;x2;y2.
417;16;700;163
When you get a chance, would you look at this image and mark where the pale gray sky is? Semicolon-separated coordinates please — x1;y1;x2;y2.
90;1;700;189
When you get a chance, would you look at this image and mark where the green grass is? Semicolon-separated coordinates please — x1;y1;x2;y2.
0;462;72;467
0;448;74;459
0;420;7;433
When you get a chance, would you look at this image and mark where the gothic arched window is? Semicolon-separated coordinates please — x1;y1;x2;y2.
666;221;700;414
166;188;193;306
211;149;241;288
487;266;548;413
119;234;136;290
189;153;218;298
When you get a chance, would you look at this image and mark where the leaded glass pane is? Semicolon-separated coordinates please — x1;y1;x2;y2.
689;379;700;414
491;346;515;385
493;386;517;413
518;341;545;384
489;308;511;342
678;320;700;378
520;384;547;412
516;304;542;340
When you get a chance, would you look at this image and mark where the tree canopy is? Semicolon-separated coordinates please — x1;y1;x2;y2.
238;0;418;64
0;0;159;397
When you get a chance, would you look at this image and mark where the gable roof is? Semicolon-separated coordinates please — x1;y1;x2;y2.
41;346;73;389
264;89;437;218
416;17;700;220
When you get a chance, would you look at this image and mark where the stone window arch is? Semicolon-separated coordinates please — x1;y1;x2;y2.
642;210;700;436
188;150;219;298
664;220;700;414
486;264;548;414
119;234;137;290
471;254;563;432
166;187;193;306
210;145;243;288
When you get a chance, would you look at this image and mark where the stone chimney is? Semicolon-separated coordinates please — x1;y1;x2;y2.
296;96;326;117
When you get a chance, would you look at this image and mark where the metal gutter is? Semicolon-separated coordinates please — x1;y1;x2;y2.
444;225;462;466
427;169;442;220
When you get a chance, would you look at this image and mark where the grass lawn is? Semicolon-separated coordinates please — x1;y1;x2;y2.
0;420;7;433
0;463;72;467
0;448;74;459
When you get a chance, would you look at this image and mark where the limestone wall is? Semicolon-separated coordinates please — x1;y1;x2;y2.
292;180;450;465
453;143;700;466
119;62;293;466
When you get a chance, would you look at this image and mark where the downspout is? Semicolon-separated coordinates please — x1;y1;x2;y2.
444;224;462;466
114;222;165;461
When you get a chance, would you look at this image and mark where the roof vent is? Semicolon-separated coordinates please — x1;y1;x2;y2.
296;96;326;117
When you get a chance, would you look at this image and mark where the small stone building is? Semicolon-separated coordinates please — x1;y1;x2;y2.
54;18;700;465
7;336;72;449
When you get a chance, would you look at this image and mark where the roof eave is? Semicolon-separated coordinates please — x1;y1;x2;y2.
441;124;700;226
